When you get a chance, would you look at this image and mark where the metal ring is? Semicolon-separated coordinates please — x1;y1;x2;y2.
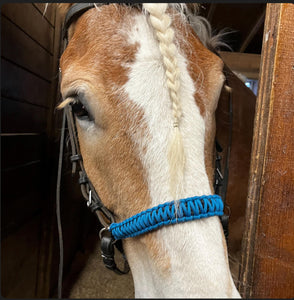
224;205;231;217
99;227;106;240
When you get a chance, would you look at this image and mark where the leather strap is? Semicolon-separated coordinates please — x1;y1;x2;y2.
63;3;96;40
63;3;139;42
100;231;130;275
214;77;233;202
214;71;233;243
64;104;115;224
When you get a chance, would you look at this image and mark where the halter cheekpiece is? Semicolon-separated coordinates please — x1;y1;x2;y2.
59;3;231;277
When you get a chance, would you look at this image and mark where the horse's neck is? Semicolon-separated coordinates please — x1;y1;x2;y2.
124;217;239;298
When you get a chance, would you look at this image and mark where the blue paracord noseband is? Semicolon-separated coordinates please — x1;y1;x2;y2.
109;194;223;240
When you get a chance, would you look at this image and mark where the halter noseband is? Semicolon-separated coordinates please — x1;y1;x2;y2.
58;1;231;284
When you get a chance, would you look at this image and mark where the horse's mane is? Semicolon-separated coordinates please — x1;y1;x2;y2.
166;3;227;51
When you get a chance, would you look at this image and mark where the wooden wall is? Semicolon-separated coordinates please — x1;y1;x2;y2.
1;4;56;297
239;3;294;298
1;4;95;298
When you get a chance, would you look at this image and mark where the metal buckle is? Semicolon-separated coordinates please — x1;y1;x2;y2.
70;154;82;162
216;167;224;180
87;190;92;207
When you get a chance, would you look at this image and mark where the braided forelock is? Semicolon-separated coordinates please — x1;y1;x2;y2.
143;3;185;200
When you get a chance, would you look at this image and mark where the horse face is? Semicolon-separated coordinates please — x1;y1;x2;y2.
59;4;239;297
60;5;152;219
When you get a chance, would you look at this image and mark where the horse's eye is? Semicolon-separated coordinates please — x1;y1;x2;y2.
71;100;93;121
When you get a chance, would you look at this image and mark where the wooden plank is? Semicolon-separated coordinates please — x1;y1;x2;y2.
2;97;48;133
219;51;261;79
2;161;44;235
1;134;46;169
239;3;294;298
1;16;53;81
33;3;56;26
35;6;61;297
1;215;42;297
45;4;63;138
1;3;58;298
207;3;217;22
1;58;51;107
2;162;43;201
1;3;54;53
206;4;266;52
2;189;43;238
239;8;266;53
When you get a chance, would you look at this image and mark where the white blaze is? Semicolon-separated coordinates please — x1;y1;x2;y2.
123;14;240;298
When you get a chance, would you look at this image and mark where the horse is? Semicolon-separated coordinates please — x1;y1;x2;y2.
57;3;242;297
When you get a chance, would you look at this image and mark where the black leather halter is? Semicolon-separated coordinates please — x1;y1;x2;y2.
57;2;232;297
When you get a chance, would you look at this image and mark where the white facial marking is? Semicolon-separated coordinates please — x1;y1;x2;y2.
125;15;211;205
122;14;239;298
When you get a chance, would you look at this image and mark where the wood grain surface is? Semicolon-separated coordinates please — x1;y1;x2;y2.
239;3;294;298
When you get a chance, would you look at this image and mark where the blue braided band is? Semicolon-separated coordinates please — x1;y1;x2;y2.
109;194;223;240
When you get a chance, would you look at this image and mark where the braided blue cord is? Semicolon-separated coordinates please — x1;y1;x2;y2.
109;195;223;240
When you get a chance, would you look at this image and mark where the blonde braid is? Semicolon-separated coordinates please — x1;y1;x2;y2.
143;3;185;199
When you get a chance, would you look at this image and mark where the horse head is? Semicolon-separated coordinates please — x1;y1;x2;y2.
58;3;240;297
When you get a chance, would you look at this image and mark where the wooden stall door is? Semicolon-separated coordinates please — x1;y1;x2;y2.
239;3;294;298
